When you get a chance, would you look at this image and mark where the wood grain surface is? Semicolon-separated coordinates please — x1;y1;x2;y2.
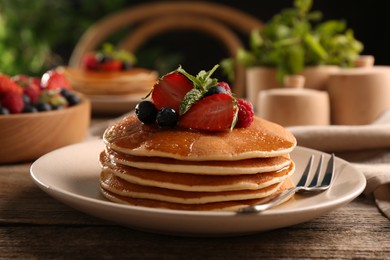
1;162;390;259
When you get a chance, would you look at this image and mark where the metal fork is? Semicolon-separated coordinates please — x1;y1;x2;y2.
238;153;335;213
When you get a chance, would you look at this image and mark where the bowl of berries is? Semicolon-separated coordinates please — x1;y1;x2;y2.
0;69;91;164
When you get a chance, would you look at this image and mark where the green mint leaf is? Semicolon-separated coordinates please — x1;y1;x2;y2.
176;66;201;88
304;33;327;60
177;65;219;90
294;0;312;14
179;88;204;115
177;64;221;115
204;78;218;91
196;70;207;80
200;65;219;87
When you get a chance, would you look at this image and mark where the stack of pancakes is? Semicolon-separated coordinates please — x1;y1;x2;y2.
62;67;158;96
99;115;297;211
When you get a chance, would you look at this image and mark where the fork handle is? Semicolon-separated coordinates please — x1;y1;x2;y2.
238;187;298;213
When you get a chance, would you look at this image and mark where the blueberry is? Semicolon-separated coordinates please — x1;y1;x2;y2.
121;62;132;71
204;86;229;97
156;107;178;128
0;106;10;115
60;88;72;97
23;105;38;113
35;102;52;112
135;101;158;124
66;94;80;106
52;105;64;110
22;94;31;105
96;53;112;63
60;89;80;106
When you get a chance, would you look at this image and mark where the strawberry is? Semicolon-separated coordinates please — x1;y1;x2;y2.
179;93;237;131
31;77;42;88
41;69;72;90
12;75;41;104
82;53;99;70
101;60;123;71
0;74;22;96
1;92;24;113
82;43;136;71
151;72;193;112
23;87;40;104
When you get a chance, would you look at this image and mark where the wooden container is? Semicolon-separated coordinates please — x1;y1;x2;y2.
257;75;330;127
327;56;390;125
246;67;280;110
246;65;339;111
0;95;91;164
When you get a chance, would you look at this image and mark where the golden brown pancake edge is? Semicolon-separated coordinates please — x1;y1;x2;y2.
103;115;297;161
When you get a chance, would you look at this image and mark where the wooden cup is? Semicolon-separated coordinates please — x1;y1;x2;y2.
246;66;339;112
257;75;330;127
327;66;390;125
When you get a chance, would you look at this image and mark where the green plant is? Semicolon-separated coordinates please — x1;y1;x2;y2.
0;0;128;76
226;0;363;83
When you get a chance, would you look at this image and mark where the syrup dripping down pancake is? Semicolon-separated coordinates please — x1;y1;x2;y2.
100;151;295;192
100;178;295;211
105;148;292;175
103;115;297;161
100;170;290;204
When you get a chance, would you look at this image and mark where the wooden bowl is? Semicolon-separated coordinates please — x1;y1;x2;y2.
0;95;91;164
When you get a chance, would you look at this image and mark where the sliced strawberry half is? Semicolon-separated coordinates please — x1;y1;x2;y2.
41;69;72;90
0;74;22;96
151;72;193;112
101;60;123;71
179;93;236;131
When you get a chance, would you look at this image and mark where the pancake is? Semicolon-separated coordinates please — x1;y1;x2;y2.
62;67;158;95
103;115;297;161
100;178;295;211
100;151;295;192
100;170;291;204
105;148;292;175
100;105;297;211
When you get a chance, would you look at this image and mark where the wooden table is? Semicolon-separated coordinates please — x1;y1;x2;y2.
1;160;390;259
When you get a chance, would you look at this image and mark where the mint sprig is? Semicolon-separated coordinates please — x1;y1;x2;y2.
178;65;220;115
177;64;219;91
100;43;137;65
179;88;203;115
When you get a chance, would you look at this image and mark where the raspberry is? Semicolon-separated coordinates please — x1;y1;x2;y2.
217;82;231;94
1;92;24;113
236;98;254;128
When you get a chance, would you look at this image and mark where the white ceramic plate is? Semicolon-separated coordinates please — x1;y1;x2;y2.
87;94;143;116
30;140;366;236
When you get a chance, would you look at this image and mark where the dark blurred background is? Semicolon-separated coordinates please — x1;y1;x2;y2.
1;0;389;77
